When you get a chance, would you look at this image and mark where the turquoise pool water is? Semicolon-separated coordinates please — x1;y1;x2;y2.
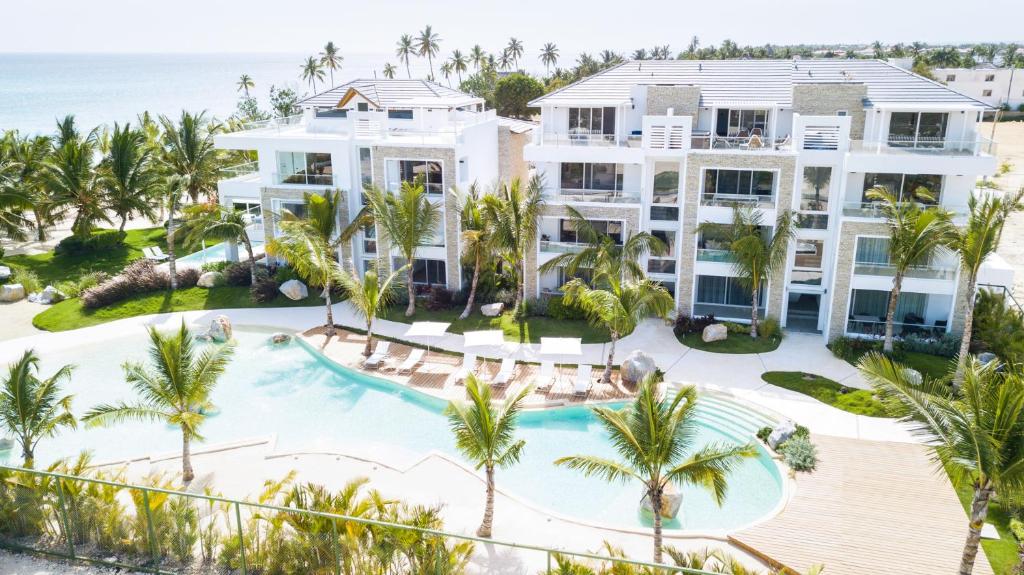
1;328;783;531
177;240;265;266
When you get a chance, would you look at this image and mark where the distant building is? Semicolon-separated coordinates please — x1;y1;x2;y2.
930;66;1024;109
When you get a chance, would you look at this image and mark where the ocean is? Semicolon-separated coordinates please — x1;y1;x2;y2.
0;52;434;135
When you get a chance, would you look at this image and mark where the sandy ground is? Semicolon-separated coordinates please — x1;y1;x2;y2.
0;551;144;574
985;121;1024;296
0;300;45;340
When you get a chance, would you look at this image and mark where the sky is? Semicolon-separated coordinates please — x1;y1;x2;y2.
1;0;1021;56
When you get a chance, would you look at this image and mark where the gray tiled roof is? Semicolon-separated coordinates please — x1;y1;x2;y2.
300;79;479;108
497;116;538;133
530;59;989;109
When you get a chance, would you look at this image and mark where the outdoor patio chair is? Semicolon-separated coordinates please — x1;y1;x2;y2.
491;357;517;386
536;361;557;390
363;341;391;369
394;348;425;374
142;246;169;261
453;352;478;383
574;364;593;397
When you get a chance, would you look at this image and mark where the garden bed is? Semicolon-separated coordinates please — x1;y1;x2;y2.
381;305;610;344
677;332;781;354
760;371;890;417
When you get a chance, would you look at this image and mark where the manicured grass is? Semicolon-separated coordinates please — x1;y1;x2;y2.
678;331;781;354
381;305;610;343
1;227;199;285
950;471;1018;574
761;371;890;417
33;287;322;332
838;347;954;381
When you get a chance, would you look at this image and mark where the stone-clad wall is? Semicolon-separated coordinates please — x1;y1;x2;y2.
260;187;352;263
370;145;461;289
678;153;797;316
498;127;532;184
792;83;868;139
645;86;702;117
827;220;888;341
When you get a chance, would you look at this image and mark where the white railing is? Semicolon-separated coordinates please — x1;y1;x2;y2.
701;193;775;207
853;261;957;280
540;132;623;147
235;114;303;132
545;189;641;204
220;161;259;179
842;201;968;218
690;135;792;151
272;171;338;187
802;125;842;150
851;137;997;157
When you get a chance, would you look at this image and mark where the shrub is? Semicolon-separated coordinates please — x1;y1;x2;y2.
273;265;299;284
778;435;817;472
224;262;256;286
201;261;229;273
546;295;586;321
759;316;782;340
756;426;772;443
723;321;749;335
81;260;169;308
829;336;882;363
176;267;200;289
673;313;716;336
899;332;959;357
12;268;41;294
425;286;454;311
493;289;516;307
250;277;280;304
971;289;1024;364
54;230;127;256
55;271;110;298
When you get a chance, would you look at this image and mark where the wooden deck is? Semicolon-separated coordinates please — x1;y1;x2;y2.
730;435;992;575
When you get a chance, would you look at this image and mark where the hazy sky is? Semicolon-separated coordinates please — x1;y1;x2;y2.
2;0;1021;55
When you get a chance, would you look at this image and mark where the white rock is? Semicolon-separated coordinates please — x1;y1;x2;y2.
0;283;26;302
38;285;63;304
620;350;657;386
978;352;998;365
903;368;923;385
279;279;308;301
768;420;797;450
702;323;728;343
640;482;682;519
481;302;504;317
206;315;233;343
197;271;225;288
0;266;10;281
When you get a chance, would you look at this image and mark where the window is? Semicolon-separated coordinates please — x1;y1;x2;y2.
560;163;623;191
359;147;372;190
946;74;956;82
863;173;942;204
982;90;993;97
716;109;768;136
652;162;679;204
399;258;447;286
315;108;348;118
558;219;622;244
800;167;831;212
791;240;824;286
647;230;676;275
386;160;443;194
650;206;679;221
855;237;890;265
231;201;262;221
387;109;414;120
848;289;932;330
985;74;995;82
836;110;849;117
357;102;369;112
568;107;615;135
276;152;333;185
888;112;948;148
362;224;377;255
703;169;775;202
695;275;765;307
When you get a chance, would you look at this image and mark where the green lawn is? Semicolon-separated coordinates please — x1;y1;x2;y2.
34;287;322;332
381;306;610;343
950;471;1018;574
761;371;890;417
838;347;954;381
1;227;198;285
678;331;781;354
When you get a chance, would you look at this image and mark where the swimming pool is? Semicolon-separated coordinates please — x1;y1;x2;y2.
1;327;784;532
177;240;265;266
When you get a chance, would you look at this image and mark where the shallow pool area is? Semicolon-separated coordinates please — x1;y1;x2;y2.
177;240;265;266
1;327;784;532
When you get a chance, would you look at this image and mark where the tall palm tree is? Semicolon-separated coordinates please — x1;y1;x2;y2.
439;61;453;87
946;189;1024;384
452;184;490;320
301;56;326;93
859;354;1024;575
3;131;50;241
0;136;32;241
184;204;261;284
159;110;222;204
449;50;468;85
415;26;441;79
0;350;75;468
83;323;234;485
555;379;756;563
320;41;343;87
163;175;188;290
338;262;406;356
506;38;524;70
497;49;513;72
540;43;559;73
396;34;415;78
867;187;952;353
470;45;486;71
45;120;109;238
267;190;345;336
445;374;531;538
236;74;255;97
699;205;795;338
479;175;545;315
382;63;398;79
358;181;442;317
101;122;159;232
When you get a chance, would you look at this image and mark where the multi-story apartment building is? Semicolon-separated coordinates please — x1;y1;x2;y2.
214;79;534;291
931;65;1023;110
524;59;1005;342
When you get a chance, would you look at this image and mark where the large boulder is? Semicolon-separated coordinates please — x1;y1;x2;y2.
620;350;657;386
640;481;682;519
481;302;504;317
279;279;308;301
903;368;923;385
702;323;728;343
197;271;225;288
978;352;998;366
768;420;797;450
205;315;233;343
38;285;63;304
0;283;26;302
0;266;10;281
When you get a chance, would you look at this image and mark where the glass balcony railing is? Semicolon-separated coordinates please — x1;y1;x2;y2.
220;161;259;179
696;248;734;263
850;136;997;157
842;201;968;218
273;172;337;186
545;189;641;204
539;241;587;254
540;132;626;147
690;135;792;151
846;318;947;338
853;262;956;280
234;114;304;133
701;193;775;208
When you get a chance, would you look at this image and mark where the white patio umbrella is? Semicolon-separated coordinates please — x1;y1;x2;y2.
462;330;505;348
403;321;450;354
539;337;583;357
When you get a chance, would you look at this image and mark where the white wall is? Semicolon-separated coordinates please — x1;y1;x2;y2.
934;67;1024;109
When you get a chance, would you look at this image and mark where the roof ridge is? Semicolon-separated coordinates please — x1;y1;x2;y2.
876;59;993;109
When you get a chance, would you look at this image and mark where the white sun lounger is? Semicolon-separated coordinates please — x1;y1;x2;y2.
142;246;169;261
491;357;517;386
394;348;425;374
574;364;593;396
537;361;556;390
363;341;391;369
453;353;477;382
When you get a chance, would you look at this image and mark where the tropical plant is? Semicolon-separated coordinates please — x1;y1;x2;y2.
301;56;325;93
163;175;188;290
448;49;468;84
268;85;299;118
83;322;234;485
506;37;524;70
338;262;406;356
555;378;757;563
497;49;513;71
183;204;261;285
478;175;545;315
0;350;75;468
382;63;398;79
160;110;222;203
540;42;559;72
320;41;343;87
859;353;1024;575
469;45;485;71
415;26;441;79
445;374;531;538
971;288;1024;364
866;187;952;352
439;61;453;87
5;131;54;241
0;135;32;241
493;73;544;119
101;122;159;231
396;34;415;78
236;74;254;97
452;183;490;320
45;117;109;238
946;189;1024;384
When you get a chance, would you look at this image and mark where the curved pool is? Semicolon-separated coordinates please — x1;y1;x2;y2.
1;327;784;532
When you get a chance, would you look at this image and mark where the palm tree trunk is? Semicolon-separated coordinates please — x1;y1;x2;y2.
513;262;525;315
21;439;33;469
883;274;903;353
477;464;495;538
954;275;978;387
364;320;374;357
750;286;760;339
118;213;128;233
603;332;618;384
405;61;411;79
960;483;994;575
182;430;194;484
651;487;664;564
406;265;416;317
33;208;46;241
324;280;336;338
428;54;434;79
242;235;257;286
460;252;482;320
167;205;178;291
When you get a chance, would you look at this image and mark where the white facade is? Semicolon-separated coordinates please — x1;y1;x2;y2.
932;67;1024;109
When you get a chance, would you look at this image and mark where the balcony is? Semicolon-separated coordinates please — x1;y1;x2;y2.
539;240;586;254
701;193;775;208
234;114;304;133
845;318;947;339
544;189;641;204
853;261;956;281
850;136;997;157
842;201;968;219
272;172;338;187
696;248;734;263
539;132;632;147
220;161;259;180
690;134;792;152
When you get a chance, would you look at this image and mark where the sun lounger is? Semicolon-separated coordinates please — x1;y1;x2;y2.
537;361;556;390
142;246;169;261
574;364;593;396
491;357;517;386
363;341;391;369
453;353;477;382
394;348;425;374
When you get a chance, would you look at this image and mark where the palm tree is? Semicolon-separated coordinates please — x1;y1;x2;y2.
267;190;345;336
506;38;524;70
236;74;255;97
497;49;513;72
0;350;75;468
470;45;486;71
382;63;398;79
184;204;262;284
453;184;490;320
802;166;831;212
439;61;453;87
449;50;468;84
301;56;326;93
358;181;442;317
396;34;415;78
338;262;406;356
859;354;1024;575
415;26;441;79
555;378;756;563
479;175;545;315
0;136;32;241
159;110;222;204
101;122;159;232
540;43;559;73
5;131;53;241
320;41;343;87
867;187;952;353
163;175;188;290
45;120;109;238
83;323;234;485
699;205;795;338
445;374;531;538
946;189;1024;384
